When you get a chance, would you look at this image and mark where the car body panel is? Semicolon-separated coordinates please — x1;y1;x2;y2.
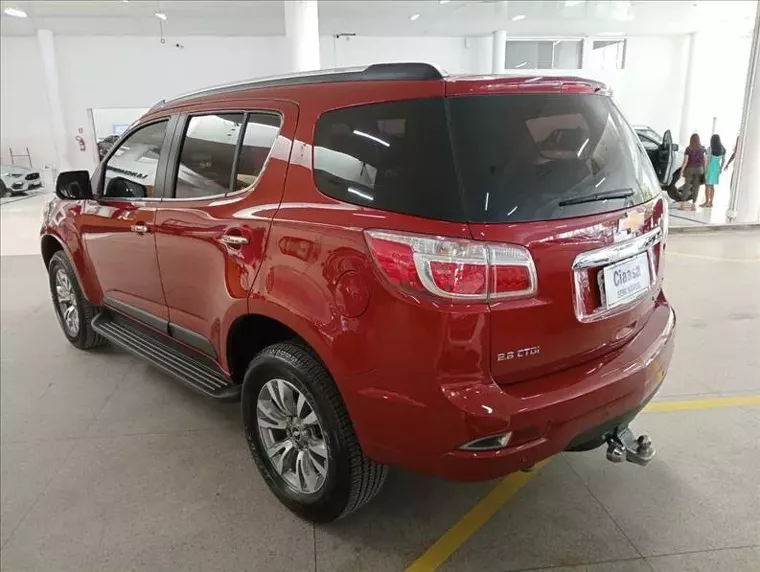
41;70;675;482
154;100;298;365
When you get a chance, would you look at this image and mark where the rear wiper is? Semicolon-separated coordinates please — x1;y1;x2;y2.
558;188;634;207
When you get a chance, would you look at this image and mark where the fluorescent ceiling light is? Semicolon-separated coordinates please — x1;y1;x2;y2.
511;14;526;21
565;0;586;6
154;12;167;21
439;0;451;4
410;13;420;21
515;61;528;68
3;7;28;18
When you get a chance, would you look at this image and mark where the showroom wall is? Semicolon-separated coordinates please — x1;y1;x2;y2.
0;31;752;173
0;36;58;171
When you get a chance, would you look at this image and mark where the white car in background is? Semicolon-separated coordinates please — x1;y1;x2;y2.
1;164;44;197
634;125;685;199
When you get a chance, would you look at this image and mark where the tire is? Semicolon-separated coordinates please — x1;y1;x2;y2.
48;251;105;350
0;181;10;198
241;342;387;522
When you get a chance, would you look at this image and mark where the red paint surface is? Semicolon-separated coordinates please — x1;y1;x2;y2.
41;73;675;481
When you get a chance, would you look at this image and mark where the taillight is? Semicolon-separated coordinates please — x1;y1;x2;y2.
364;230;536;302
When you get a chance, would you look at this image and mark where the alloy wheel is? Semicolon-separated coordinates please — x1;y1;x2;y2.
55;269;79;337
257;378;328;494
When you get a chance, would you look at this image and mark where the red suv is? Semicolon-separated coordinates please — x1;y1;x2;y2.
41;63;676;522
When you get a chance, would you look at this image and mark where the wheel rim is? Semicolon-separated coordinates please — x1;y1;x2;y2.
256;378;328;495
54;269;79;337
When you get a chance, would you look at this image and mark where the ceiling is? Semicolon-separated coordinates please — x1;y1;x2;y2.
0;0;756;38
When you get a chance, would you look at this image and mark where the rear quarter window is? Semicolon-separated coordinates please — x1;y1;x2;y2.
313;98;463;221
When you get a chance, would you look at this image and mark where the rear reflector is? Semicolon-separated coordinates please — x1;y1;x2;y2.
364;229;536;302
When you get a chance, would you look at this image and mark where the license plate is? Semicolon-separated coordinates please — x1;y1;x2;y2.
600;253;651;308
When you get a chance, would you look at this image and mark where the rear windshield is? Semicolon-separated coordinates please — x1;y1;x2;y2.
313;94;658;223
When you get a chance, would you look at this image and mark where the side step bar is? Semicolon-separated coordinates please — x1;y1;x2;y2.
92;311;240;400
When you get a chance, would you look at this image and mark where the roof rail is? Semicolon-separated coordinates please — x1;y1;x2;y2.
151;63;446;110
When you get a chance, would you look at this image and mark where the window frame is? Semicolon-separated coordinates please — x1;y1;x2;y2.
96;115;177;202
590;39;627;70
503;38;584;71
163;110;283;201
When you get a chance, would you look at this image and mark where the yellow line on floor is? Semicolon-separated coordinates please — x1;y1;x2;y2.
645;394;760;412
404;460;549;572
665;250;760;263
404;394;760;571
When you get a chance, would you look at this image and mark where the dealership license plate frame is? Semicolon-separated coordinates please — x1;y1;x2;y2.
598;252;651;309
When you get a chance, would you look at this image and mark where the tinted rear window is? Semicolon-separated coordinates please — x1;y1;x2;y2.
448;93;658;223
313;94;657;224
313;98;462;221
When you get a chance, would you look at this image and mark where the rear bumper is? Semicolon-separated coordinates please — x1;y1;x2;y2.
348;294;675;481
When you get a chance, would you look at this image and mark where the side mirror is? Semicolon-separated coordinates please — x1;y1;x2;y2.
56;170;93;200
672;143;680;151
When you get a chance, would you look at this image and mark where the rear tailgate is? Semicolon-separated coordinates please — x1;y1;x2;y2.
446;87;666;385
470;200;665;385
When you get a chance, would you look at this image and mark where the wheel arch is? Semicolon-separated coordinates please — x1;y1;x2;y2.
41;233;64;269
40;232;102;304
226;310;335;387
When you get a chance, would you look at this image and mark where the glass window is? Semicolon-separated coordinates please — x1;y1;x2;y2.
233;113;281;192
175;113;244;199
313;98;462;222
103;120;168;199
637;134;660;151
448;93;659;223
504;40;582;70
589;40;627;70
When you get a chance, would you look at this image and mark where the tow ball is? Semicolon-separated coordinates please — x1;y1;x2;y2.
605;427;655;466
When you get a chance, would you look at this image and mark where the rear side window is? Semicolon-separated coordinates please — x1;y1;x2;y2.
233;113;281;192
175;113;244;199
313;99;463;221
448;94;658;223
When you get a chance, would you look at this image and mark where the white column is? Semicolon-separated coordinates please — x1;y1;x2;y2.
679;32;698;147
284;0;320;72
466;36;494;74
492;30;507;74
37;29;70;172
729;1;760;223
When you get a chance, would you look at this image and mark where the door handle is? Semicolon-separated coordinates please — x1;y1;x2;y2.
130;223;149;234
220;234;249;246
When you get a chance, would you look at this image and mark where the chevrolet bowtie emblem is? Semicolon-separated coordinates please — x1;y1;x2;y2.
618;211;645;235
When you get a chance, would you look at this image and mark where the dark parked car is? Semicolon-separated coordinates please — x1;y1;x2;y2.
41;64;675;522
97;134;120;159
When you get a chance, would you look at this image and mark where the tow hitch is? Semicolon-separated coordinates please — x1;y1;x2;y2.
605;427;655;466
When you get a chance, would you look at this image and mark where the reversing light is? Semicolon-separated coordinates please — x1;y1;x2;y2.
460;433;512;451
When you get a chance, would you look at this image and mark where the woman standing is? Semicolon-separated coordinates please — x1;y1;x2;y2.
679;133;706;210
701;134;726;208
